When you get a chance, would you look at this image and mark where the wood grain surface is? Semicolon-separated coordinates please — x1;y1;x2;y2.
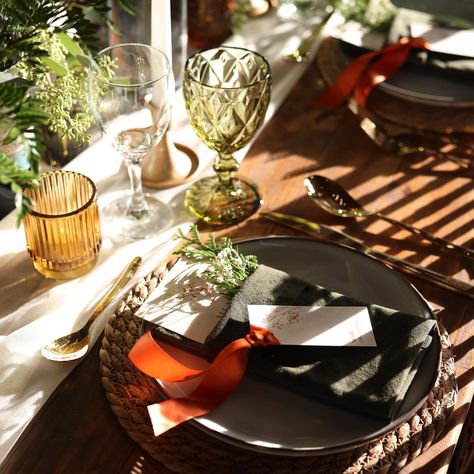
1;52;472;474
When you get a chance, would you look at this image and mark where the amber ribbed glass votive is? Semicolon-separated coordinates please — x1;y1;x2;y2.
23;171;102;279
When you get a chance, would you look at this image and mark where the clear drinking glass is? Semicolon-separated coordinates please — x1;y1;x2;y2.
183;46;272;224
89;43;174;240
23;171;102;279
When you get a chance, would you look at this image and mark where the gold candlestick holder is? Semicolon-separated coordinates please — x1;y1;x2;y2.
141;124;199;189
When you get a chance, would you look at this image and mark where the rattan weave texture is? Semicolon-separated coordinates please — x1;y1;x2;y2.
100;268;457;473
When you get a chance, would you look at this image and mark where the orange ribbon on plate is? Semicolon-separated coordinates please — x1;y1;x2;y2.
129;325;280;436
313;37;430;109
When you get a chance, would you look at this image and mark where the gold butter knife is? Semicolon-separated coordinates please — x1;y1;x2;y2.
261;211;474;301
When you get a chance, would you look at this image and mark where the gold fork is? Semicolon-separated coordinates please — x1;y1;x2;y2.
348;101;473;169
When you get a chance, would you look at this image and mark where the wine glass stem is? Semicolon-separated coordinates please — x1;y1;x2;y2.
214;153;238;183
126;158;149;218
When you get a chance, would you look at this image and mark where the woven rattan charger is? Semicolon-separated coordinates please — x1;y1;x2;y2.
100;262;457;473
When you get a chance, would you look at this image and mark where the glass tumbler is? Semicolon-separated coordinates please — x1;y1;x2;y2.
23;171;102;279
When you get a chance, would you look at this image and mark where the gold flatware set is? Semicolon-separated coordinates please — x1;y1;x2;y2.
262;211;474;301
305;175;473;259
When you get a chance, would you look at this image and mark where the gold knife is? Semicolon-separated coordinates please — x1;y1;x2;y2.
261;211;474;301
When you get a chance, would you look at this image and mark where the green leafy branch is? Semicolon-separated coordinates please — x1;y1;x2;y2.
332;0;397;31
233;0;251;34
0;80;49;159
13;28;94;144
0;0;136;224
0;79;49;224
1;0;137;144
174;225;259;296
0;154;39;226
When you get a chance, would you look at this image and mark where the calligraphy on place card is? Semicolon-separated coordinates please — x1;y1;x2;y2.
248;305;377;347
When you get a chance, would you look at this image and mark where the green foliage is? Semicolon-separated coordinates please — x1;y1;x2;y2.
0;80;48;165
15;31;95;143
0;0;136;223
0;79;49;224
174;225;259;296
232;0;251;34
1;0;138;144
0;153;40;226
332;0;397;31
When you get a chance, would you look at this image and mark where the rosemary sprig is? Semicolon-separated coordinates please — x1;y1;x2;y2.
174;225;258;296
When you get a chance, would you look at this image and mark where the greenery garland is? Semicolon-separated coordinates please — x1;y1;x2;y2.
0;0;134;223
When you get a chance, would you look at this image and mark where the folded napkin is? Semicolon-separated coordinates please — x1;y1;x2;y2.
387;8;474;79
150;264;437;422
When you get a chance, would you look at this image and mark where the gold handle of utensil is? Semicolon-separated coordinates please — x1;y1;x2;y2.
283;9;333;63
84;256;142;330
397;143;472;169
261;212;474;301
372;212;474;260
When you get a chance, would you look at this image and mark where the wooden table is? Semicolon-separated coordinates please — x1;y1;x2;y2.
1;57;472;474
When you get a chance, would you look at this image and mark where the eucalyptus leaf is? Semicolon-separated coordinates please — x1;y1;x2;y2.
5;127;21;142
57;32;83;56
41;57;68;76
0;153;38;182
16;109;50;120
116;0;137;16
76;54;92;68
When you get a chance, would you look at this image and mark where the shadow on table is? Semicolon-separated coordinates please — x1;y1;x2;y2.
0;251;60;321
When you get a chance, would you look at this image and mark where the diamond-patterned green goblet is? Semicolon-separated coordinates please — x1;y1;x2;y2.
183;46;271;224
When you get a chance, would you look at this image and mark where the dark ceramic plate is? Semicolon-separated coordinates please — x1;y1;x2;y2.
162;237;441;456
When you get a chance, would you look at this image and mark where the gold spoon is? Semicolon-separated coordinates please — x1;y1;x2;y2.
41;256;142;361
305;175;474;260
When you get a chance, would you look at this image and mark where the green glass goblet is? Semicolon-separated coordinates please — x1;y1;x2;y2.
183;46;271;224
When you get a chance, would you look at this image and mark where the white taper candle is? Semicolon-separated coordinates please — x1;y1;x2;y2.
151;0;172;64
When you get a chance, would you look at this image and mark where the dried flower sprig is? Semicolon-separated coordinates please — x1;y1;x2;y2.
174;225;258;296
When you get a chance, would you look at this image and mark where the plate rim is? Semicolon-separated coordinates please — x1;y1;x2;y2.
378;79;474;108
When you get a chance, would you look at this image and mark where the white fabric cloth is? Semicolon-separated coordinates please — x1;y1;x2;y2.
0;11;338;465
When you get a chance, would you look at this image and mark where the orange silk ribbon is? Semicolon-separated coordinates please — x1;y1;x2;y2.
129;326;280;436
313;37;430;109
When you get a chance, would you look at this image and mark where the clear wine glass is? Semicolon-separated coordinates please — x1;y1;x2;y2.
89;43;174;240
183;46;271;224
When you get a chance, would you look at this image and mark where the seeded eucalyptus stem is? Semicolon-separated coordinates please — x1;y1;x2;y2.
174;225;258;296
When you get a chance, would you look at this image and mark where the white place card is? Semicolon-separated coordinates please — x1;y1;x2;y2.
248;305;377;347
328;20;387;50
134;258;229;344
410;23;474;58
329;19;474;58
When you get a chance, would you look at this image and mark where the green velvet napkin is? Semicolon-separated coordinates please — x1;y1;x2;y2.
204;264;437;422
